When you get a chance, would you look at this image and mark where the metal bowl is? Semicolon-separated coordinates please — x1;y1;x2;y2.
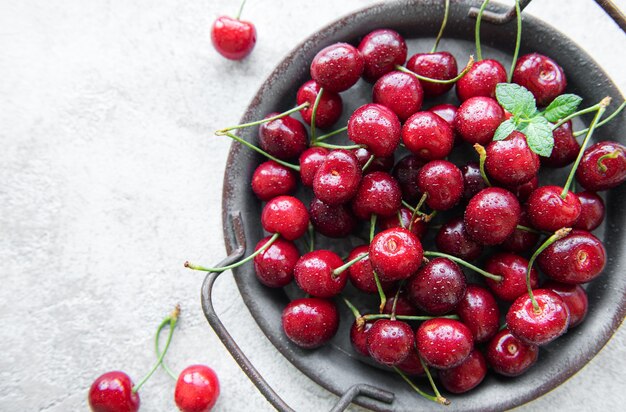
215;1;626;410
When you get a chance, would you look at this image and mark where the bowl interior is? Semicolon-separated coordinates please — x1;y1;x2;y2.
221;1;626;410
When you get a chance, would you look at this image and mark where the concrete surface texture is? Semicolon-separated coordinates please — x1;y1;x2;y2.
1;0;625;410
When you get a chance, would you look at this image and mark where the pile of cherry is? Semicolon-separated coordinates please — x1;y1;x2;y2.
189;2;626;408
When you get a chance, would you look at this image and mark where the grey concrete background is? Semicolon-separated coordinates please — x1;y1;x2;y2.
1;0;625;411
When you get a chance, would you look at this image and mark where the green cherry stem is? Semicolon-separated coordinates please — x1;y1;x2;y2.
310;87;324;144
342;296;362;320
397;210;406;229
423;251;502;281
573;101;625;137
132;305;180;393
221;132;300;171
333;252;368;277
420;357;450;406
526;228;572;312
185;233;280;273
473;143;492;187
560;97;610;199
408;193;428;232
316;126;347;142
475;0;490;61
516;224;542;235
508;0;522;83
597;150;621;172
313;142;364;150
235;0;248;19
370;214;377;242
307;223;315;253
431;0;450;53
390;280;405;320
396;55;474;84
155;315;178;380
393;367;447;405
361;313;460;322
369;213;388;313
216;102;309;135
362;155;375;172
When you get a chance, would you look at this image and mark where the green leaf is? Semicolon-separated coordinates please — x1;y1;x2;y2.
495;83;537;118
493;119;516;141
520;116;554;157
543;94;583;123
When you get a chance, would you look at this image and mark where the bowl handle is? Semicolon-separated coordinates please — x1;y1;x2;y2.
468;0;625;32
200;212;395;412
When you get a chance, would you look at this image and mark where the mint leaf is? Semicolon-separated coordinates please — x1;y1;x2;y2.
543;94;583;123
495;83;537;118
493;119;516;141
520;116;554;157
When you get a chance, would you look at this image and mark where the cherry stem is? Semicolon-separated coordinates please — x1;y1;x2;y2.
155;316;178;380
499;322;508;331
132;305;180;393
474;143;492;187
552;98;610;130
397;210;406;229
370;214;377;242
216;102;309;135
401;200;429;218
393;367;447;405
221;132;301;171
373;271;387;314
185;233;280;273
333;252;368;277
395;55;474;84
419;356;449;405
526;228;572;312
508;0;522;83
342;296;362;320
597;150;621;173
475;0;490;61
390;281;405;320
431;0;450;53
362;155;375;172
313;142;364;150
307;223;315;253
423;251;502;281
573;101;625;137
516;224;542;235
409;193;428;231
361;313;460;322
316;126;347;142
310;87;324;144
560;97;610;199
235;0;247;19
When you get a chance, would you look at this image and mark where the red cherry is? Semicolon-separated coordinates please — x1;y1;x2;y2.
544;281;589;328
455;96;505;145
293;250;347;298
310;43;364;92
506;289;570;346
574;191;605;231
537;230;606;284
406;52;458;97
401;112;454;160
526;186;581;232
464;187;521;245
503;175;538;203
251;161;297;201
379;207;428;239
484;253;539;302
396;348;425;376
383;288;418;316
296;80;343;129
348;103;401;158
350;320;373;356
435;217;483;261
352;147;395;174
373;71;423;121
438;350;487;394
358;29;408;82
174;365;220;412
299;147;329;187
575;141;626;191
485;131;540;186
457;285;500;343
416;160;464;211
392;155;425;203
88;371;140;412
281;298;339;349
369;228;423;282
542;121;579;168
210;16;256;60
309;197;356;238
347;245;395;294
461;162;487;201
351;171;402;219
486;329;538;377
261;196;309;240
456;59;507;101
258;114;308;160
407;258;466;315
253;236;299;288
512;53;566;107
416;318;474;369
312;149;362;205
366;319;414;366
